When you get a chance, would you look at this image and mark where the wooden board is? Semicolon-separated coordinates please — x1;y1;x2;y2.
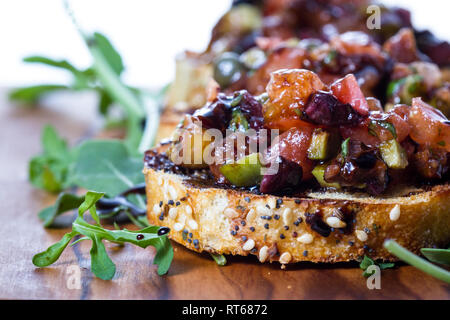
0;89;449;300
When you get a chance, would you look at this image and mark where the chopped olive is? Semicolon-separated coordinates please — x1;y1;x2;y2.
380;139;409;169
240;47;266;70
219;153;262;187
213;52;244;88
229;108;249;132
307;129;339;160
312;164;341;189
387;75;425;105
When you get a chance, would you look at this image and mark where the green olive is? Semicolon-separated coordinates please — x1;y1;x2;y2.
213;52;243;88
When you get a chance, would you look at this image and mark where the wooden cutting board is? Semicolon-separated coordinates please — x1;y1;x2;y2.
0;89;449;300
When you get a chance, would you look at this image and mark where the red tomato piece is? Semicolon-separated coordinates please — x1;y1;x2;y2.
409;98;450;151
268;127;315;180
331;74;369;116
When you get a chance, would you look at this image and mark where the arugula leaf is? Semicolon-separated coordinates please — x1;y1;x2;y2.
360;255;395;277
32;191;174;279
29;125;75;193
421;248;450;266
210;253;227;266
72;140;144;197
91;33;124;76
32;231;78;267
38;192;85;227
9;84;69;103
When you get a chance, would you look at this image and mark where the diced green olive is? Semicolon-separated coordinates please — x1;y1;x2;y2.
213;52;243;88
220;153;262;187
240;47;266;70
312;165;341;189
387;75;425;105
380;139;409;169
229;108;249;132
307;129;339;160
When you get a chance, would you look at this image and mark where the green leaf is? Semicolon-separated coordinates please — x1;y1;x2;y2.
421;248;450;266
98;89;114;115
90;235;116;280
23;56;79;73
9;84;69;103
38;192;85;227
341;138;350;158
32;231;78;267
359;255;374;270
78;191;105;226
28;125;73;193
33;190;174;280
210;253;227;266
91;33;124;75
72;140;144;197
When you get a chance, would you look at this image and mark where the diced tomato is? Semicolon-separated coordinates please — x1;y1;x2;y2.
331;74;369;116
265;118;317;132
268;127;315;180
387;112;410;142
408;98;450;151
339;119;380;147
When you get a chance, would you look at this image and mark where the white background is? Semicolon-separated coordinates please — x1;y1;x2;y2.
0;0;448;89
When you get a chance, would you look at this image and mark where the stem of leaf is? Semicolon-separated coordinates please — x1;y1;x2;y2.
384;240;450;283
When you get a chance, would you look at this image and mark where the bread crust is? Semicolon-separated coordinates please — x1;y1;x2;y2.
145;166;450;264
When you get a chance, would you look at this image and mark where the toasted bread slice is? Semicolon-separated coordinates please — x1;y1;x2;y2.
144;154;450;264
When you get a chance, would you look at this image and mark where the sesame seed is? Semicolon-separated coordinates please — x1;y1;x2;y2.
231;230;237;236
185;205;193;215
189;233;193;238
348;241;354;246
261;215;272;220
173;223;183;231
187;239;192;243
389;205;401;221
250;227;255;232
259;246;269;262
159;212;164;221
284;226;289;230
280;234;285;239
303;250;308;257
243;239;255;251
244;197;251;203
251;248;257;253
268;198;276;209
264;223;269;229
183;229;188;234
241;236;248;242
246;209;256;222
282;208;292;225
292;232;298;237
168;185;178;200
265;204;270;209
176;201;181;206
168;207;178;219
294;199;301;204
234;225;239;231
279;252;292;264
168;200;174;205
224;208;239;218
364;227;370;234
326;216;347;228
355;230;368;242
274;214;280;220
297;233;313;244
193;239;199;246
241;220;246;226
188;219;198;230
159;201;163;207
293;218;303;226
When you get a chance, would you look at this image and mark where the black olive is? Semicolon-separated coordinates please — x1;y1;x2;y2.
355;152;377;169
157;227;170;236
213;52;244;88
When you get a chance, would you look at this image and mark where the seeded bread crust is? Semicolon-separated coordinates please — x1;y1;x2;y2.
144;165;450;264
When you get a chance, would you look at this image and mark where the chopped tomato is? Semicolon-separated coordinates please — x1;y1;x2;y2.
268;127;315;180
263;68;326;124
331;74;369;116
408;98;450;151
339;119;379;147
265;118;317;132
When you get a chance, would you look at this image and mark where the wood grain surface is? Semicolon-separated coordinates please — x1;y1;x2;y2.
0;89;449;300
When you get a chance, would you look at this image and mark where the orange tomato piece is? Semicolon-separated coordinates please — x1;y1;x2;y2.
331;74;369;116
